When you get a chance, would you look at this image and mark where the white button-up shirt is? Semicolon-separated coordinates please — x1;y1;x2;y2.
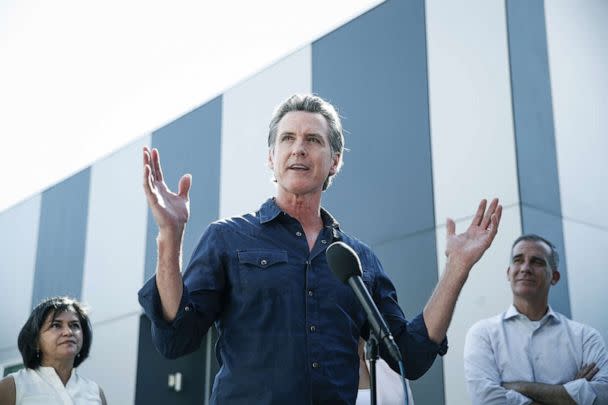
464;305;608;405
12;366;102;404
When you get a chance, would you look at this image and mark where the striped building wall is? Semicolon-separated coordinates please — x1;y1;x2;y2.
1;1;607;404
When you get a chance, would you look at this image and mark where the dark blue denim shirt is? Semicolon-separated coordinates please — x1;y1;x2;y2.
138;198;447;404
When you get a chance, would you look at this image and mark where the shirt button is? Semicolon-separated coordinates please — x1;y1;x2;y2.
296;231;302;237
308;290;314;297
321;239;327;244
260;259;268;266
184;305;191;312
310;325;316;332
312;362;319;369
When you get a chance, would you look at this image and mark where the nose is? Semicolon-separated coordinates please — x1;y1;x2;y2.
62;326;74;336
520;260;532;273
291;138;307;156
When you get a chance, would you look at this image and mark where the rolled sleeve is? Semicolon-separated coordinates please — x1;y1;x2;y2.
389;312;448;379
505;389;533;405
138;275;218;359
563;379;597;405
138;275;191;330
368;251;447;379
580;326;608;404
137;223;227;359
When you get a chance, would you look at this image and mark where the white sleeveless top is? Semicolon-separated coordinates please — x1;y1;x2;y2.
11;367;102;405
356;358;415;405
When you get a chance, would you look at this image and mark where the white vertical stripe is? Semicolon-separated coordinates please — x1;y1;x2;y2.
78;313;140;405
426;0;519;223
81;136;150;323
220;46;312;219
426;1;521;403
546;0;608;343
0;196;41;351
546;0;608;229
434;207;522;405
562;221;608;342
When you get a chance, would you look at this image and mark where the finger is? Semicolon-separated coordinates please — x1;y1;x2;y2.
143;147;150;166
583;362;596;374
446;218;456;236
488;204;503;238
471;199;487;227
142;165;157;204
178;174;192;199
495;204;503;225
576;363;591;378
151;148;164;182
143;148;153;180
586;365;599;381
147;148;157;180
480;198;499;229
577;363;593;378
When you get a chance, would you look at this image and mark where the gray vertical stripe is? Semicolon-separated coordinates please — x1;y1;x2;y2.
312;0;443;403
506;0;571;316
32;168;90;307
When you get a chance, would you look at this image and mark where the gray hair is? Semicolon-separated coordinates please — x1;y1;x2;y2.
268;94;344;190
511;234;560;271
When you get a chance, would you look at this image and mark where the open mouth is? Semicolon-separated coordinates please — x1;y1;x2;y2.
288;164;309;171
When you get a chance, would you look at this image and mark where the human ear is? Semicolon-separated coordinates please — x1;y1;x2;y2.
267;149;274;170
551;270;561;285
329;153;341;176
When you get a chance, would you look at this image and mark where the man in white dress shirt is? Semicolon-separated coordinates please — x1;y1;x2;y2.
464;234;608;405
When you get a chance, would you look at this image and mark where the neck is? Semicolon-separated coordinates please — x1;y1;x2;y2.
275;192;323;228
41;359;74;386
513;296;549;321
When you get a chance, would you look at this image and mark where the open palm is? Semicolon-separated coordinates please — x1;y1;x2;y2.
445;199;502;270
143;147;191;232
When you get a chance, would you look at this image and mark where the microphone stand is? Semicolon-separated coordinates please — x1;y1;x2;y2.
366;334;380;405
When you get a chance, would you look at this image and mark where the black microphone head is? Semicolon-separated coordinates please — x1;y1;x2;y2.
326;241;362;283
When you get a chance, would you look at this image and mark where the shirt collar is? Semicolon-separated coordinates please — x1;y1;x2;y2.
504;304;560;324
258;198;341;230
258;198;283;224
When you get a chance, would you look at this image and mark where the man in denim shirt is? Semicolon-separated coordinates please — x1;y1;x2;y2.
138;94;503;404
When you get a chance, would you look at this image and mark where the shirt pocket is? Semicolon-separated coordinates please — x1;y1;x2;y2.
236;249;289;294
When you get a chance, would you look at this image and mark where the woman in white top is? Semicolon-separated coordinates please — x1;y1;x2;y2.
0;296;106;404
356;338;415;405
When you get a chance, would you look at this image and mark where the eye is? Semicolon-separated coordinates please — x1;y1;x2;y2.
70;322;81;330
307;137;320;143
281;134;294;141
533;259;546;266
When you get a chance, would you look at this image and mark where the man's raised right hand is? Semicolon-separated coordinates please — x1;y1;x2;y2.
143;147;191;236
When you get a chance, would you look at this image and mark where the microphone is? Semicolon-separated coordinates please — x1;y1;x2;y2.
326;241;402;363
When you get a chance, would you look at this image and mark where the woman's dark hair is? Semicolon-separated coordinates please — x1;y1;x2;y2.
17;296;92;369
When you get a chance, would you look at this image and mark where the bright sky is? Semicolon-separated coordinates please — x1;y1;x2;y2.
0;0;382;212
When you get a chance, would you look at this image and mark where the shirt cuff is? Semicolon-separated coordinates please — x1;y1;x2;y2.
411;313;448;356
564;378;597;405
505;389;533;405
137;274;191;330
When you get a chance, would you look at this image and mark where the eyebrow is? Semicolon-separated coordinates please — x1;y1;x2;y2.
512;253;547;263
279;131;324;138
